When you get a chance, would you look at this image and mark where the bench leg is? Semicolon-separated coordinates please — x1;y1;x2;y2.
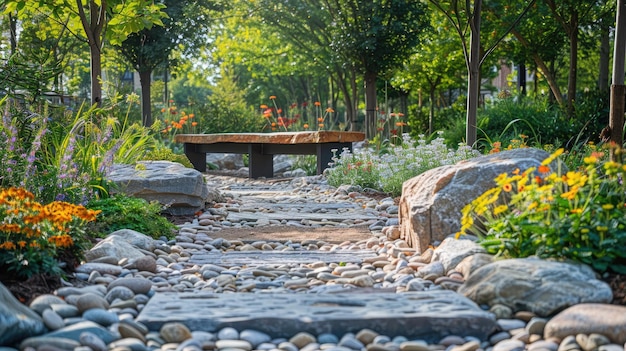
184;144;206;172
317;142;352;175
248;144;274;178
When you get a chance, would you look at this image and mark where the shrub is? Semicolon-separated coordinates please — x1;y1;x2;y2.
458;147;626;274
86;194;177;240
326;133;479;196
0;187;99;279
143;144;194;168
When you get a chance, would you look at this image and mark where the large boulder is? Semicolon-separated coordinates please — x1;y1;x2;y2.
0;282;47;346
457;257;613;317
399;148;552;252
108;161;217;215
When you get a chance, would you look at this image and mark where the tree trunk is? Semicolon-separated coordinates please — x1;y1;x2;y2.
466;0;482;147
89;43;102;105
599;16;610;93
139;70;153;127
364;71;378;139
511;28;564;106
429;85;436;135
610;0;626;160
566;10;579;117
9;13;17;55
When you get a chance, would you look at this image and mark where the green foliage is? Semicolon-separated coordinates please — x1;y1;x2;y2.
459;147;626;274
291;155;317;176
143;144;193;168
86;194;177;239
326;133;479;196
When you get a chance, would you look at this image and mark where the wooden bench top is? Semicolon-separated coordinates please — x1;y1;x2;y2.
174;131;365;145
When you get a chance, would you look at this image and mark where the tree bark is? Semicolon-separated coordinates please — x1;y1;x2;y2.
139;70;153;127
610;0;626;160
566;10;579;116
364;70;378;139
89;43;102;105
466;0;482;147
599;16;610;93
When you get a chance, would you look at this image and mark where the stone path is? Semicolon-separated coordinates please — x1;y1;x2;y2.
10;173;625;351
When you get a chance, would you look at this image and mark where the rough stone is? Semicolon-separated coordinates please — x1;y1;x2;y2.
544;304;626;344
458;258;612;316
108;229;157;252
431;238;486;273
0;282;46;346
84;235;146;263
108;161;214;215
399;148;553;252
136;291;496;342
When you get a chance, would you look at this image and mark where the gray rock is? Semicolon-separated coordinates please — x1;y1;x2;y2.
29;294;67;315
84;235;147;263
31;321;118;344
109;229;157;251
75;262;123;276
74;293;110;313
79;331;108;351
82;308;119;327
240;329;272;347
105;286;135;303
545;304;626;345
19;336;81;350
458;258;612;316
431;238;486;273
455;254;493;278
108;277;152;295
108;337;150;351
127;255;157;273
108;161;212;215
42;308;65;330
0;282;46;346
206;153;245;170
399;148;553;252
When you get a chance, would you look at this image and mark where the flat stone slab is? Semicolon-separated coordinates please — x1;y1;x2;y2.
136;291;497;341
226;211;375;222
190;250;377;267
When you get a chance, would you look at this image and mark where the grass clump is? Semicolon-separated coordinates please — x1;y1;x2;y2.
86;194;177;240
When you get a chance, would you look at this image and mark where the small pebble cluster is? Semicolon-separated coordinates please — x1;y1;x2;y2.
13;175;625;351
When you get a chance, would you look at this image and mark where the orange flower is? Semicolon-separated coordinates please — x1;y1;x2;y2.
538;165;550;174
326;107;335;113
188;114;195;118
318;123;325;128
269;96;277;100
260;104;268;109
303;123;309;129
502;183;513;192
191;122;198;127
314;101;321;106
318;117;324;122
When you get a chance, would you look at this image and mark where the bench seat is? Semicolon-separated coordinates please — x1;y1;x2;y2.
175;131;365;178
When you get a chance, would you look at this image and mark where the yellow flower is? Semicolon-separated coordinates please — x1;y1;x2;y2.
602;204;615;211
493;205;508;215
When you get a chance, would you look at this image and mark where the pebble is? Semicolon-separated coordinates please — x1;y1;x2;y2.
8;173;621;351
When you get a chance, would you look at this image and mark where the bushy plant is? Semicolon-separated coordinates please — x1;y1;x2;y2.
291;155;317;176
458;146;626;274
326;132;479;196
143;143;194;168
86;194;177;239
0;187;99;279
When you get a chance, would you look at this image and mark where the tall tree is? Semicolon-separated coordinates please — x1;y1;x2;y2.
429;0;537;146
116;0;226;127
2;0;166;105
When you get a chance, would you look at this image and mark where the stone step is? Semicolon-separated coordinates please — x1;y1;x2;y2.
226;211;376;222
136;291;497;342
190;250;377;267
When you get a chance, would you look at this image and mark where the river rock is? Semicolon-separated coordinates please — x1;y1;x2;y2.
84;235;146;263
544;304;626;344
108;229;157;252
399;148;553;252
108;161;214;215
458;258;612;316
0;282;47;346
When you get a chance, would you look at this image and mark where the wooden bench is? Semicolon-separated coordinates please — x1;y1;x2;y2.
174;131;366;178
